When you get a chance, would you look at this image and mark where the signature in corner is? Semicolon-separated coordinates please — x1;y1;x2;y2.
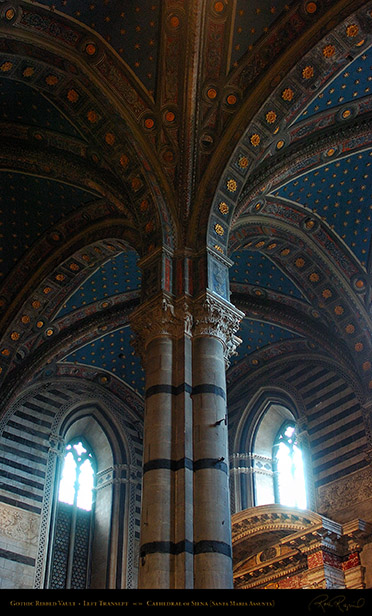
308;594;366;613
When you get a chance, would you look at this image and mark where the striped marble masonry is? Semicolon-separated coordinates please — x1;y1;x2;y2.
0;388;70;515
266;363;368;487
230;361;368;491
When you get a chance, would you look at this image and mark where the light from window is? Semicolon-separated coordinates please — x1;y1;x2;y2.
274;424;307;509
58;441;94;511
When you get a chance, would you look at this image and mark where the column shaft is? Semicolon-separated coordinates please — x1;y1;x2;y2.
139;336;174;588
192;334;233;589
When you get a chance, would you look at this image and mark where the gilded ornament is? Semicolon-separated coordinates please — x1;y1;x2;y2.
87;110;98;123
346;24;359;37
120;154;129;168
305;219;315;229
144;118;155;129
10;332;20;341
250;134;260;147
265;110;277;124
355;342;363;352
45;75;58;86
238;156;249;169
302;66;314;79
345;324;355;334
1;349;10;356
165;111;175;123
23;67;35;78
43;287;52;294
0;62;13;72
131;177;142;191
282;88;294;101
105;132;115;145
226;179;237;192
32;300;41;309
219;202;229;215
214;244;223;253
69;263;79;271
323;44;335;58
362;361;371;371
322;289;332;298
214;223;224;236
85;43;97;56
67;89;79;102
227;94;237;105
334;305;344;315
169;15;180;28
305;2;317;13
5;8;15;20
21;315;30;324
281;248;290;256
295;257;305;268
309;272;319;282
214;1;224;12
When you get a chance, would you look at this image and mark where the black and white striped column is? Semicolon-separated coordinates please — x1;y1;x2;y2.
130;292;242;588
130;296;194;588
192;294;243;588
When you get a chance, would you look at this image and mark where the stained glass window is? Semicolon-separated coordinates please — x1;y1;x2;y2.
273;423;307;509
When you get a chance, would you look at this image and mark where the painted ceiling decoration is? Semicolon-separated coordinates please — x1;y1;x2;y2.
0;0;371;415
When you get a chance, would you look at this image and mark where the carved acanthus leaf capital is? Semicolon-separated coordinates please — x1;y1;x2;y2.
192;292;244;365
130;294;194;359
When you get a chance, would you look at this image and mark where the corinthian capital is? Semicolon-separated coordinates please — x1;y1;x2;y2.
130;294;193;359
192;292;244;366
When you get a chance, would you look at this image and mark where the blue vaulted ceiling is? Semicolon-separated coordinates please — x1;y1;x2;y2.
58;251;144;395
271;149;372;269
0;1;371;400
295;45;372;123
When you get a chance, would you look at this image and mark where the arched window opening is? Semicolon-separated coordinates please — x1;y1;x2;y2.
58;440;95;511
273;422;307;509
49;439;96;589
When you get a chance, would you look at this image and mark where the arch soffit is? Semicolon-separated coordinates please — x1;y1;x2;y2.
191;0;372;247
0;227;142;382
0;284;140;414
227;214;371;383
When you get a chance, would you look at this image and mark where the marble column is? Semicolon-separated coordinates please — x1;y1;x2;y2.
130;291;243;589
130;295;194;588
192;293;243;588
